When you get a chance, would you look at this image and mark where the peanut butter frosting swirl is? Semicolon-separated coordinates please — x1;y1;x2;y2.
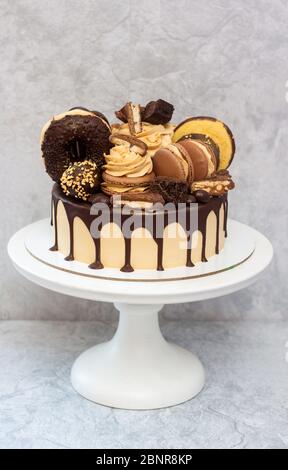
104;144;153;178
112;122;174;157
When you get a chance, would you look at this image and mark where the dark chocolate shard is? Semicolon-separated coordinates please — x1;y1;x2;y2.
142;99;174;125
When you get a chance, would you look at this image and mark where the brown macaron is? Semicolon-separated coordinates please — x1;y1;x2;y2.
172;116;235;170
179;139;217;181
152;143;194;184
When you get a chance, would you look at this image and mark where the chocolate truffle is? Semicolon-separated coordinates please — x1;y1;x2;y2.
193;189;211;203
60;160;101;201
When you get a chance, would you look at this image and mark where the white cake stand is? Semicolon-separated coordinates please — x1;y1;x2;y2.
7;219;273;410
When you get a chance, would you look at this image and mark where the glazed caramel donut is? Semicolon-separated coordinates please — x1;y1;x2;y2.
40;108;111;182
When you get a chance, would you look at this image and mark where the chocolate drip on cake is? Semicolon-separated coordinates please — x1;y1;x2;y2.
121;237;134;273
50;185;227;271
198;205;208;263
223;198;228;237
156;240;164;271
64;209;75;261
119;210;136;273
89;242;103;269
215;208;220;254
89;221;103;269
50;198;53;227
50;195;58;251
152;211;166;272
185;205;194;268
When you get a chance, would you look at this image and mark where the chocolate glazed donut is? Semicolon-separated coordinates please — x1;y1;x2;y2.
41;110;111;182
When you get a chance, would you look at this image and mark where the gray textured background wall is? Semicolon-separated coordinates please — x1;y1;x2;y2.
1;0;287;320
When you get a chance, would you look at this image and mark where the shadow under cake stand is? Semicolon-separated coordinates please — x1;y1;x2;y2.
8;219;273;410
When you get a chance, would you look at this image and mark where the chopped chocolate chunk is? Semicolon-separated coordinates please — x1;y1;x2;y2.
142;99;174;125
150;176;188;203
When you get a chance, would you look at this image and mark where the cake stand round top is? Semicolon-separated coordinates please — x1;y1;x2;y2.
8;219;273;305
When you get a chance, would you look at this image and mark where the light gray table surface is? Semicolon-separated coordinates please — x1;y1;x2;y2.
0;318;287;449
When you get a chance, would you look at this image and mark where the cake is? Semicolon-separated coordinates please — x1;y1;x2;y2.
41;100;235;272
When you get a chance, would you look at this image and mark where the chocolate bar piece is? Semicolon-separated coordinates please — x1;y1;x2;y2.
115;102;145;125
109;133;147;155
127;102;142;134
191;177;235;195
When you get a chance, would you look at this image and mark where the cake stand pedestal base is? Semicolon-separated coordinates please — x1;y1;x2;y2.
71;303;204;409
